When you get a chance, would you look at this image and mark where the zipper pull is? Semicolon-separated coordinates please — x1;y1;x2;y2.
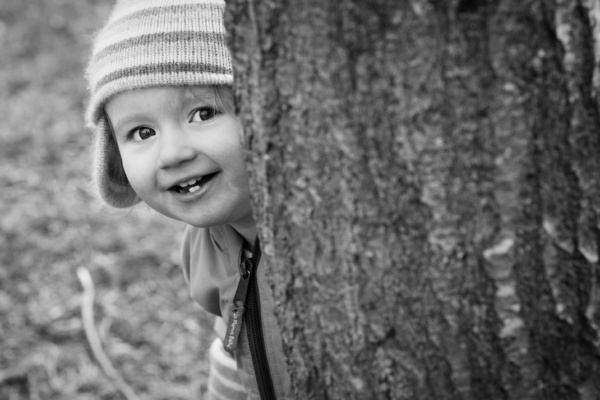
223;258;254;354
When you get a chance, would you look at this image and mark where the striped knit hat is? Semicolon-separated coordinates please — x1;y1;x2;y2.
85;0;233;208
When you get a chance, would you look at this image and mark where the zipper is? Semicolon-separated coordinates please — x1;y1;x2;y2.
223;255;253;353
245;237;277;400
223;236;277;399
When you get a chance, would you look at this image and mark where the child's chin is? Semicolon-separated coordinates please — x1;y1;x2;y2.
173;213;219;228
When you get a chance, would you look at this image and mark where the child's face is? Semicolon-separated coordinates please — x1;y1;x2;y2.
105;86;253;230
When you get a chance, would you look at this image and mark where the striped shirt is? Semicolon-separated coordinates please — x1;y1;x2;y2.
205;245;254;399
206;334;248;400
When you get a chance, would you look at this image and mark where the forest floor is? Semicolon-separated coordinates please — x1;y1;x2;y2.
0;1;215;399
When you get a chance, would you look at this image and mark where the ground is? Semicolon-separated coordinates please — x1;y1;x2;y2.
0;1;215;399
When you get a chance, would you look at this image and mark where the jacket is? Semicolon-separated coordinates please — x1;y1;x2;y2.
181;224;293;399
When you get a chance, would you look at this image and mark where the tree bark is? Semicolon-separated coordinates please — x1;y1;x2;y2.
225;0;600;399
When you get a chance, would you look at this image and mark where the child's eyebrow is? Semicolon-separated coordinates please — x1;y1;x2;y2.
182;90;217;106
110;113;148;134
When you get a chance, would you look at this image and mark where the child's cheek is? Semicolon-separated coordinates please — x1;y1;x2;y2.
120;152;147;196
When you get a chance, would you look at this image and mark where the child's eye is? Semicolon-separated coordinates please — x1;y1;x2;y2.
190;107;221;122
130;127;156;141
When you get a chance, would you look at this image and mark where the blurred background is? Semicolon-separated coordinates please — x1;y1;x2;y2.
0;1;215;399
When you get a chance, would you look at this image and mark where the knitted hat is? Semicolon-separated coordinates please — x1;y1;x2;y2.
85;0;233;208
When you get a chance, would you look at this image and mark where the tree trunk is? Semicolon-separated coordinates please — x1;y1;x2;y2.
225;0;600;399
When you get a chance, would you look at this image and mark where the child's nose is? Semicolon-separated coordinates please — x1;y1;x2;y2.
157;129;196;169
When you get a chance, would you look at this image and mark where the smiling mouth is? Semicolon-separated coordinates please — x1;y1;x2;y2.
170;172;219;194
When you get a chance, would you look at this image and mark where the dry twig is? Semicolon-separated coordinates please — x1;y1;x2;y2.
77;267;140;400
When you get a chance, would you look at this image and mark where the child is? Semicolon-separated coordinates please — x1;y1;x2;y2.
85;1;292;399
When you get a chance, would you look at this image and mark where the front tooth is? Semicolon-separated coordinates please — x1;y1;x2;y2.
179;182;189;188
187;179;197;185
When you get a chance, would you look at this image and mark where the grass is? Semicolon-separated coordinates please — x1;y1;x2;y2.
0;1;215;399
